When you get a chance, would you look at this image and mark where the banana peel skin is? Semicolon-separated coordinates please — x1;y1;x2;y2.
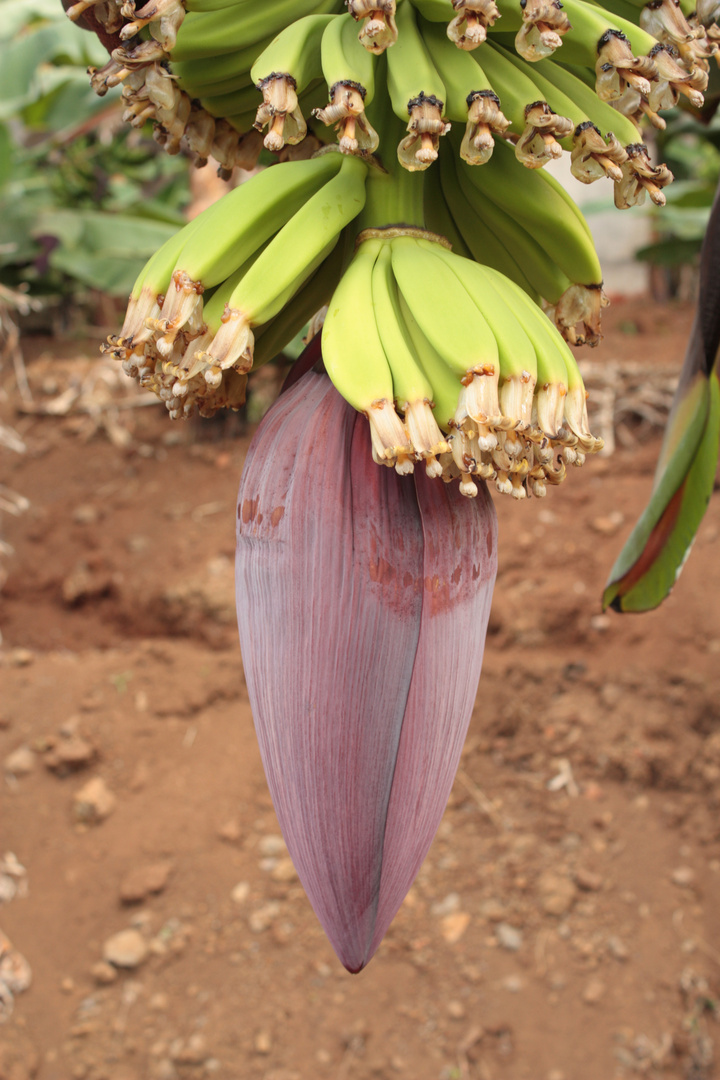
235;363;497;972
603;178;720;614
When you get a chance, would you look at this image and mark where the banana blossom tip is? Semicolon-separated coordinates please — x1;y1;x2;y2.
235;363;498;972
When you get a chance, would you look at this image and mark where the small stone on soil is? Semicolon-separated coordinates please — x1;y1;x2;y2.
258;835;286;856
230;882;250;904
91;961;117;985
582;979;606;1005
537;872;577;916
440;912;471;944
73;777;116;823
217;820;241;843
102;929;148;969
671;867;695;888
496;923;523;951
575;868;603;892
119;861;173;904
4;747;35;776
254;1030;272;1054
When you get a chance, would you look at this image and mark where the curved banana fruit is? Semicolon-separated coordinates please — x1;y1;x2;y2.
437;147;541;298
152;151;345;355
322;238;414;469
171;0;341;62
251;14;333;150
387;1;450;169
420;18;509;164
195;153;368;381
372;243;451;474
471;43;574;168
313;12;379;153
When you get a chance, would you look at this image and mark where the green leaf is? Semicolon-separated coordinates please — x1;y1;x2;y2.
603;373;720;612
47;247;148;296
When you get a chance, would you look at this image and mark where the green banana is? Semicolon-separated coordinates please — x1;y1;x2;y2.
153;152;346;354
170;0;340;62
458;138;602;286
420;18;510;164
397;291;466;433
471;43;574;167
251;236;347;370
170;35;275;93
423;157;473;258
105;218;205;356
453;153;574;304
322;238;414;469
390;234;503;452
251;14;332;88
387;1;449;169
437;147;541;299
313;12;379;153
250;12;334;152
196;152;368;380
372;242;451;472
199;83;262;119
426;241;539;429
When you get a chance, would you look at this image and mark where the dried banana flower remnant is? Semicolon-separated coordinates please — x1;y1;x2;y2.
448;0;501;49
398;94;451;171
570;122;628;184
347;0;398;52
615;143;674;208
516;0;572;60
515;101;574;168
313;83;380;155
460;91;510;165
254;74;307;152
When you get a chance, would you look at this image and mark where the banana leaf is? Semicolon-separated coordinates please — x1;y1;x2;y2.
603;176;720;611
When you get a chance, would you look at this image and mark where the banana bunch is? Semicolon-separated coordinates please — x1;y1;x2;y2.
70;0;715;499
67;0;712;198
104;150;366;418
323;232;602;500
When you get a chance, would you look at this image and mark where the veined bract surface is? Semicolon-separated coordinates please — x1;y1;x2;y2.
235;364;497;972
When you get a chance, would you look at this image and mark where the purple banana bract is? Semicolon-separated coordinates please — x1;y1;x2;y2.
235;365;497;972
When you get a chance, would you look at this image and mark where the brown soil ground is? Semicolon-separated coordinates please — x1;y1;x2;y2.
1;298;719;1080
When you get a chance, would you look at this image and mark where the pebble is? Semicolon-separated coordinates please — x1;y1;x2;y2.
120;861;173;904
503;975;524;993
249;902;281;933
230;882;250;905
72;504;100;525
73;777;116;824
217;820;241;843
102;929;148;969
270;858;297;884
254;1030;272;1055
430;893;460;918
171;1034;207;1065
537;872;577;916
7;648;34;668
446;1001;466;1020
607;936;629;962
590;511;624;535
440;912;471;944
44;735;96;773
582;979;606;1005
91;961;117;985
4;746;35;776
496;923;523;952
258;835;286;857
575;868;603;892
671;867;695;888
479;898;507;922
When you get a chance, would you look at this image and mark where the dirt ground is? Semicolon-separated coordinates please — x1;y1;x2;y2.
1;297;719;1080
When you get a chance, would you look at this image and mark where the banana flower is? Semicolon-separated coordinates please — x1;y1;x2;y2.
235;351;497;972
